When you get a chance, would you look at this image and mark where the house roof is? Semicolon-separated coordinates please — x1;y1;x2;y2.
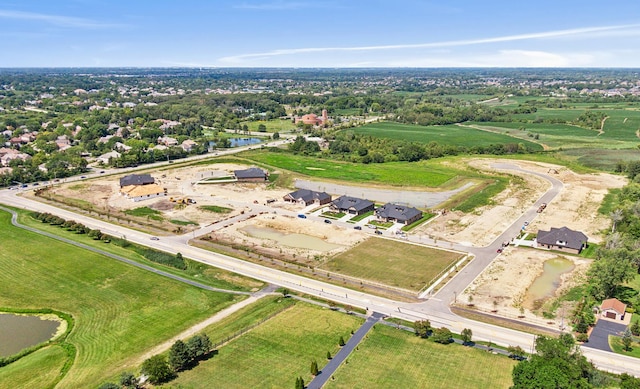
120;183;165;198
234;167;267;179
375;203;422;222
119;173;154;187
286;189;331;203
601;298;627;315
331;195;373;212
536;227;588;251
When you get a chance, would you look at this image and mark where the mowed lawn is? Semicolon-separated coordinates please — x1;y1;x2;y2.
0;210;241;388
352;122;543;150
0;345;68;389
165;303;363;389
244;150;465;188
325;325;516;389
323;238;464;291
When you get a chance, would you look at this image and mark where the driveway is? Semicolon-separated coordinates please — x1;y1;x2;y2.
583;319;628;352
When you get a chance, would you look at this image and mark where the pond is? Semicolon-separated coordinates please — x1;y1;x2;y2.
209;137;262;148
241;225;343;252
0;313;62;357
523;257;575;310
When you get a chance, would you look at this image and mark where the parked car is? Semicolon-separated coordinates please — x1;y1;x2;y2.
354;225;362;230
375;230;383;235
496;248;503;253
297;214;307;219
324;219;332;224
150;237;160;241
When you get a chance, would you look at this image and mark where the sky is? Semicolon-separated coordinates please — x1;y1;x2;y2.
0;0;639;68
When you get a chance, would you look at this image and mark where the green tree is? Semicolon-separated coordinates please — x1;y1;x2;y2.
187;333;212;360
272;132;280;140
258;124;267;132
620;373;640;389
512;334;594;389
310;360;319;376
622;328;633;351
169;339;191;372
461;328;473;345
507;345;526;359
338;336;345;346
295;376;305;389
326;351;332;360
432;327;452;344
98;383;119;389
631;320;640;336
141;355;174;385
413;319;431;338
119;372;138;388
587;249;636;299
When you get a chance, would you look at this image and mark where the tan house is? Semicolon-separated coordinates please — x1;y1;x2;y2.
120;183;166;202
600;298;627;321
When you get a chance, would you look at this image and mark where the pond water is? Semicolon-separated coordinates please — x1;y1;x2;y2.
0;313;61;357
524;257;575;310
241;225;343;252
209;137;262;148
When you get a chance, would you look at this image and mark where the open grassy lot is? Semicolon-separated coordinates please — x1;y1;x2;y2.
325;324;516;389
16;209;260;291
323;238;464;291
0;345;68;389
610;336;640;359
351;122;543;150
243;150;470;188
165;303;363;389
241;119;298;133
0;209;242;388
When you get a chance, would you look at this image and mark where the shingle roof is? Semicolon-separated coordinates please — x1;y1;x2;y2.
331;196;373;212
601;298;627;315
120;183;165;198
234;167;267;179
375;203;422;222
119;174;154;187
286;189;331;203
536;227;588;251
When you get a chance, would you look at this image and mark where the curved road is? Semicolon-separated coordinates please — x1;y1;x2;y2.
1;164;639;376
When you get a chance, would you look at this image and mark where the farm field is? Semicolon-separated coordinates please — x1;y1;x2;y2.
325;324;516;389
0;345;68;389
351;122;543;151
164;303;363;389
0;209;243;388
242;150;476;188
323;238;464;292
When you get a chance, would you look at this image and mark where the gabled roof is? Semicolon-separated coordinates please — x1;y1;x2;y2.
601;298;627;315
375;203;422;222
536;227;588;250
234;167;267;179
331;195;373;212
286;189;331;203
119;173;154;187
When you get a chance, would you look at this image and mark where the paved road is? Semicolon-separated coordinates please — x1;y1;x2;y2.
3;164;640;376
307;312;384;389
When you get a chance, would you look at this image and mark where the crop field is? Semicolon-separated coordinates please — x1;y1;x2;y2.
0;209;243;388
243;150;474;188
0;345;69;389
166;303;363;389
323;238;464;291
351;122;543;150
325;324;516;389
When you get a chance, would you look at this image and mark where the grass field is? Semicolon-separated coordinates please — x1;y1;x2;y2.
241;119;298;133
17;209;260;292
352;122;543;150
325;324;516;389
0;209;243;388
199;205;233;213
165;303;363;388
243;150;467;188
123;206;163;220
610;336;640;359
0;345;68;389
323;238;464;291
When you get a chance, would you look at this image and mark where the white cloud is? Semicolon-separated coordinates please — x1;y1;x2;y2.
218;24;640;64
0;9;124;28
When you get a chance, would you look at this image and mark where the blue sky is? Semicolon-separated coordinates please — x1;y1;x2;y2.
1;0;639;67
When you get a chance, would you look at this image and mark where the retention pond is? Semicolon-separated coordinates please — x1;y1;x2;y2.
524;257;575;310
0;313;62;357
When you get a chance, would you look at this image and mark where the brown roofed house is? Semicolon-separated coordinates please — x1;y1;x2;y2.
600;298;627;321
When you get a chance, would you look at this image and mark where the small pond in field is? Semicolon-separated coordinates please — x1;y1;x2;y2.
524;257;575;310
0;313;62;357
241;225;343;252
209;137;262;148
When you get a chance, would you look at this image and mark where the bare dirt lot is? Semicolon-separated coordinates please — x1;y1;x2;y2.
420;158;626;246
